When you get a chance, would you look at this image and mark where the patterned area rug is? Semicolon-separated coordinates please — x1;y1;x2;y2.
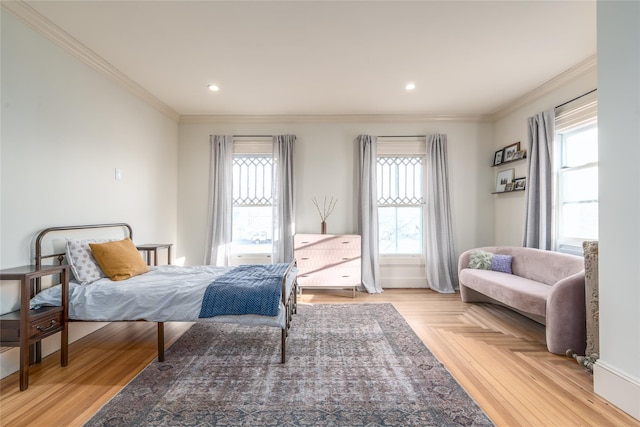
85;304;493;426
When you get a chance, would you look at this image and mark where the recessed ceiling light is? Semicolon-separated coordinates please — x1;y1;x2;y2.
405;82;416;91
208;84;220;92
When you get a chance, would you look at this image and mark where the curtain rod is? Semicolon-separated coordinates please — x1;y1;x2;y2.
378;135;425;138
555;88;597;110
233;134;272;138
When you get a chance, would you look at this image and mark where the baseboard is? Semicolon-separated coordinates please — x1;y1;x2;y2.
380;278;428;288
594;360;640;421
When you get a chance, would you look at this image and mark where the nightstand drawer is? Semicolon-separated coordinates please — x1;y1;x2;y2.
0;306;64;344
30;311;64;340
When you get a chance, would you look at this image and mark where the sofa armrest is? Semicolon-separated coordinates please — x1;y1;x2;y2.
546;271;587;355
458;249;474;275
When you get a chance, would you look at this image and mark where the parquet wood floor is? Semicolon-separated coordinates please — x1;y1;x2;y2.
0;289;637;426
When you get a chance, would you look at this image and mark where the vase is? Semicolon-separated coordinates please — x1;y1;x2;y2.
321;221;326;234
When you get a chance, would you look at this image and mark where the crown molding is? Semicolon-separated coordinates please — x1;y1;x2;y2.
3;0;595;126
179;113;492;124
2;0;180;122
491;54;597;120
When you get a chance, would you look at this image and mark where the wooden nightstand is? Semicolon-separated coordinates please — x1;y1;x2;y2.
0;264;69;391
136;243;173;266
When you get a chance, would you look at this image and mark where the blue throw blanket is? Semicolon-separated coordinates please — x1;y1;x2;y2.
199;263;289;318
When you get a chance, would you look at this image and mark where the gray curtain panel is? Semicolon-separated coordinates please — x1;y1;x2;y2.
523;109;555;250
272;134;296;263
205;135;234;266
357;135;383;293
425;134;457;293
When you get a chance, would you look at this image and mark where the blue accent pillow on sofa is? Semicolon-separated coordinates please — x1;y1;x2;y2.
491;254;513;274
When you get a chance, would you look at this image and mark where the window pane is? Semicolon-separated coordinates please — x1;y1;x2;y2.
560;166;598;202
378;207;422;254
562;124;597;167
560;202;598;240
377;157;423;204
233;155;272;205
231;206;272;254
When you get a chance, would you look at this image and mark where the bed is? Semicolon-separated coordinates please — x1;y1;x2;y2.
31;223;298;363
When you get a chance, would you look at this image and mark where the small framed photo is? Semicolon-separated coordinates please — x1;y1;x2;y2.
504;183;514;192
503;142;521;162
513;177;526;191
512;150;526;161
496;168;514;192
493;149;504;166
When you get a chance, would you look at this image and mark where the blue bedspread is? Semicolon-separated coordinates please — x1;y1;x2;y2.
199;263;289;318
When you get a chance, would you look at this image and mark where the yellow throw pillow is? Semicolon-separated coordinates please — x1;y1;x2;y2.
89;238;150;281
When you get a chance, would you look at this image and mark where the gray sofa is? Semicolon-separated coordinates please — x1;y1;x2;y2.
458;246;586;355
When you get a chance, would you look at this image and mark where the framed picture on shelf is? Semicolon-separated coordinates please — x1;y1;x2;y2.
503;142;521;162
493;149;504;166
512;150;526;161
495;168;514;192
513;177;526;191
504;183;514;192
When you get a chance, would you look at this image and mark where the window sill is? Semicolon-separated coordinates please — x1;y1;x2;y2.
380;254;424;266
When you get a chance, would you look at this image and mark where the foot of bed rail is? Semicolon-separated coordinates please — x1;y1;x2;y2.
157;322;165;362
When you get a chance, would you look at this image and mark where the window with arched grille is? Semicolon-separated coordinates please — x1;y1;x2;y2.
377;137;425;255
231;138;273;254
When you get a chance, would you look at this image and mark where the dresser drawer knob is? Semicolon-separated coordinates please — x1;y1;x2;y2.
36;320;58;333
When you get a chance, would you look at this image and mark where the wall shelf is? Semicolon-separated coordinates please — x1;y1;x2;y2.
492;189;525;194
492;156;527;167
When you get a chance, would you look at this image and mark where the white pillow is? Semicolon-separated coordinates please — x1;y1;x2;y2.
65;238;113;284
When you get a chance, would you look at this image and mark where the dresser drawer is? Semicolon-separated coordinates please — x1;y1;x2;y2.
298;265;361;286
294;234;360;250
295;249;360;267
297;257;360;275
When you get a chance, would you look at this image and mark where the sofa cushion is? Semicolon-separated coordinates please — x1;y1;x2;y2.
459;268;551;317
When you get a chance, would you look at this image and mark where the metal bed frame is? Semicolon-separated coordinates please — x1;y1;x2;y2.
34;223;298;363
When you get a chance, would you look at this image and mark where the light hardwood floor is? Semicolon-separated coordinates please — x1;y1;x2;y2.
0;289;637;426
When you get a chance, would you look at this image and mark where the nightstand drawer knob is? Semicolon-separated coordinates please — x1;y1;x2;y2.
36;320;58;333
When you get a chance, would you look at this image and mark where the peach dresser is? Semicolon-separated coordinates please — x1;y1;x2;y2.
293;234;361;297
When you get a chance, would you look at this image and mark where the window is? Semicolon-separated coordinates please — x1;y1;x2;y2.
554;94;598;254
377;138;425;255
231;139;273;254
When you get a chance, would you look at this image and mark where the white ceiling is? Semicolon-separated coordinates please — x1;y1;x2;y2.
20;1;597;117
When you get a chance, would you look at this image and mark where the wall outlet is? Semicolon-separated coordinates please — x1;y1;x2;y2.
115;168;122;180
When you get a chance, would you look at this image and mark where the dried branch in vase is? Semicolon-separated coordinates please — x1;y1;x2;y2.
312;196;337;221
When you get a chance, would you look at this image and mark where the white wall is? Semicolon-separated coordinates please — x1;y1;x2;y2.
594;1;640;420
177;119;495;282
0;13;179;378
492;69;597;245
